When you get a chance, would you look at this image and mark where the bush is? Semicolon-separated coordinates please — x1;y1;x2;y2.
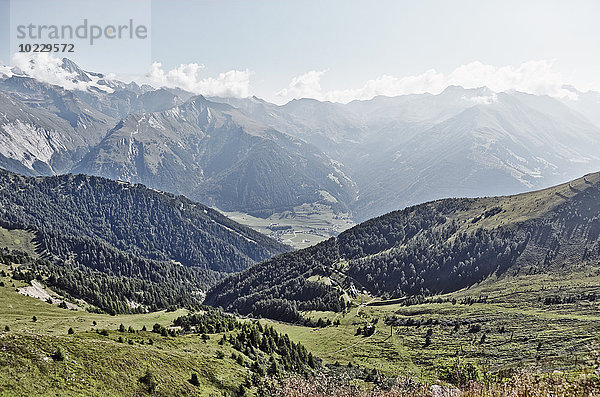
189;372;200;386
51;347;65;361
32;316;37;322
236;355;245;366
438;361;481;386
68;327;74;335
139;369;157;392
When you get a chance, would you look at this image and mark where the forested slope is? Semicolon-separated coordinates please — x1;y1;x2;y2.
205;172;600;322
0;169;289;313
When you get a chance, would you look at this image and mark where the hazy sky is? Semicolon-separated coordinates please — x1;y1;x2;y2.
1;0;599;103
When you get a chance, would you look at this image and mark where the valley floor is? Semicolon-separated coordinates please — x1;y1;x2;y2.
223;203;355;249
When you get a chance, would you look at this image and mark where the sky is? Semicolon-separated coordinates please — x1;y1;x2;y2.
1;0;599;104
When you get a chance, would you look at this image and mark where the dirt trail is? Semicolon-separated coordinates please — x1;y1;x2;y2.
327;297;378;356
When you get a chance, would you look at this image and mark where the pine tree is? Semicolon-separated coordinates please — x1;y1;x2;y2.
308;352;316;368
189;372;200;386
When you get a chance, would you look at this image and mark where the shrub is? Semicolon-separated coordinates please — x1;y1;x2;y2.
438;361;481;386
139;369;157;392
189;372;200;386
51;347;65;361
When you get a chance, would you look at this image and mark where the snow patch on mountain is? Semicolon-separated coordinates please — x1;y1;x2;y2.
466;94;498;105
7;53;114;93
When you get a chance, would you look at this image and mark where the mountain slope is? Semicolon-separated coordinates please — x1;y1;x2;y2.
0;169;288;272
74;96;357;215
561;86;600;128
0;91;89;175
214;88;600;221
1;60;355;216
205;172;600;321
0;169;289;313
0;75;117;175
352;91;600;219
0;75;115;147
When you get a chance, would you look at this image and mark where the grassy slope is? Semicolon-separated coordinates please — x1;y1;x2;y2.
4;265;600;394
452;172;600;231
0;227;38;254
263;267;600;381
2;174;600;394
256;173;600;379
0;268;254;396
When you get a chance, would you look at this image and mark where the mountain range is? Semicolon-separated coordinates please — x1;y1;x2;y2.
0;59;355;217
212;86;600;220
1;59;600;222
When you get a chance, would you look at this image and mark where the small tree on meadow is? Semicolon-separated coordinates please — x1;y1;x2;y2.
189;372;200;386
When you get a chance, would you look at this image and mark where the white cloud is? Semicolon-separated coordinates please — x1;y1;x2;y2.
0;55;588;103
447;60;576;99
276;70;326;99
277;60;579;103
1;54;252;98
8;52;94;91
147;62;252;98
